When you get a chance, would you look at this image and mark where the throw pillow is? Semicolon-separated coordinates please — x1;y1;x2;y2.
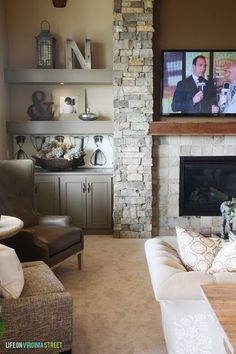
209;240;236;274
0;244;24;298
176;226;224;272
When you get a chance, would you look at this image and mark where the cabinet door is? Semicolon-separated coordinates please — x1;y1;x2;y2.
34;175;60;215
60;175;87;228
86;175;113;229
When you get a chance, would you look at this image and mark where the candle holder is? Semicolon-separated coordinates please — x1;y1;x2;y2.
35;20;56;69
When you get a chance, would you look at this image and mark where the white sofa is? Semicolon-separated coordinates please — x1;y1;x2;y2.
145;237;236;354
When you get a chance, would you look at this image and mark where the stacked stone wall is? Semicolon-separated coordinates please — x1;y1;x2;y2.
113;0;154;238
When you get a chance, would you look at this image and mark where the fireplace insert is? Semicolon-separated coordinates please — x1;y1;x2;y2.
179;156;236;216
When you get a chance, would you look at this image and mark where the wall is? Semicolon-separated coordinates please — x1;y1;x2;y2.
5;0;112;69
13;134;113;169
0;0;8;159
152;0;236;236
5;0;113;122
154;0;236;118
157;0;236;50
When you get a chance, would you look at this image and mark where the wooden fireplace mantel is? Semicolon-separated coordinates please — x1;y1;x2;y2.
149;121;236;136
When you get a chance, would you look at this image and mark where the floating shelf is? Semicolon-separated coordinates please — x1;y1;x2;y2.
7;121;114;135
5;68;113;85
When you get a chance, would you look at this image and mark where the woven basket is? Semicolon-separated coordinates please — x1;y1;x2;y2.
32;154;85;172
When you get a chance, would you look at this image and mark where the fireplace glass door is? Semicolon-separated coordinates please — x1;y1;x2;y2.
179;156;236;216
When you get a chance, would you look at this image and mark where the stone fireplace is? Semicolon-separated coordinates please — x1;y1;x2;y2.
152;135;236;236
112;0;236;238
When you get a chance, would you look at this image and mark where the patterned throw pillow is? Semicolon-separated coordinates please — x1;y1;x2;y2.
0;244;24;298
176;226;224;272
209;241;236;274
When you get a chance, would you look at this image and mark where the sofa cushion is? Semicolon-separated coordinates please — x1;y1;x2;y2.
209;240;236;274
176;226;224;272
27;225;83;256
0;244;24;298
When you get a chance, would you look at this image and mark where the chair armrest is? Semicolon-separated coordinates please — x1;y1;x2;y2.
39;215;72;226
1;230;49;263
22;261;45;268
144;238;235;301
155;270;216;301
1;291;72;307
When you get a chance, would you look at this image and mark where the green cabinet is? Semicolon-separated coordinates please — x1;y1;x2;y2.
60;175;86;228
35;171;113;231
34;174;60;215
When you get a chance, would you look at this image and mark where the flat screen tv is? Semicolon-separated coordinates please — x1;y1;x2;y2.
161;50;236;117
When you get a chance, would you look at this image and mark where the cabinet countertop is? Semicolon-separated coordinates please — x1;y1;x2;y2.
35;168;113;175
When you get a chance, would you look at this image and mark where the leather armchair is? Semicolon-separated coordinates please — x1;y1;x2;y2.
0;261;73;354
0;159;83;268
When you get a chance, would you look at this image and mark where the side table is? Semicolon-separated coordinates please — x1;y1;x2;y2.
0;215;24;240
201;284;236;354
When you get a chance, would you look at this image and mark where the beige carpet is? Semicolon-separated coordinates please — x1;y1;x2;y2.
54;235;167;354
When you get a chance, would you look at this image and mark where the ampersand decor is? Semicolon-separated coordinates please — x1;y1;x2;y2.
27;91;54;121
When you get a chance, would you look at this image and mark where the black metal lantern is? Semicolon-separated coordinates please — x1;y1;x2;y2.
36;20;56;69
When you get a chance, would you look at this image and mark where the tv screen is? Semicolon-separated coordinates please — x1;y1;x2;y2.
161;50;236;117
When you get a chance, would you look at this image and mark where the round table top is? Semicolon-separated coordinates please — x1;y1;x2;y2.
0;215;24;239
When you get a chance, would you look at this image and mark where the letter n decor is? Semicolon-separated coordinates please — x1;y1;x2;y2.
66;38;92;69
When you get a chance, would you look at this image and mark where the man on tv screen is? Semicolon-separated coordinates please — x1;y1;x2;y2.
171;55;219;114
219;61;236;114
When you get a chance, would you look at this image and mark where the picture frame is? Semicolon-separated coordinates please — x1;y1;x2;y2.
161;50;236;117
52;87;85;121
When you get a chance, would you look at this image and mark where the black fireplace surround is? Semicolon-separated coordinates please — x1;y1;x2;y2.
179;156;236;216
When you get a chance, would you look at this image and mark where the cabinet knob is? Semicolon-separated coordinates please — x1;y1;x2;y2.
82;183;86;193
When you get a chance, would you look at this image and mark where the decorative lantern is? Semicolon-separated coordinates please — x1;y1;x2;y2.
36;20;56;69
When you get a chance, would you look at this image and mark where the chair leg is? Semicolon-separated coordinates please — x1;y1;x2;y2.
77;252;83;270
